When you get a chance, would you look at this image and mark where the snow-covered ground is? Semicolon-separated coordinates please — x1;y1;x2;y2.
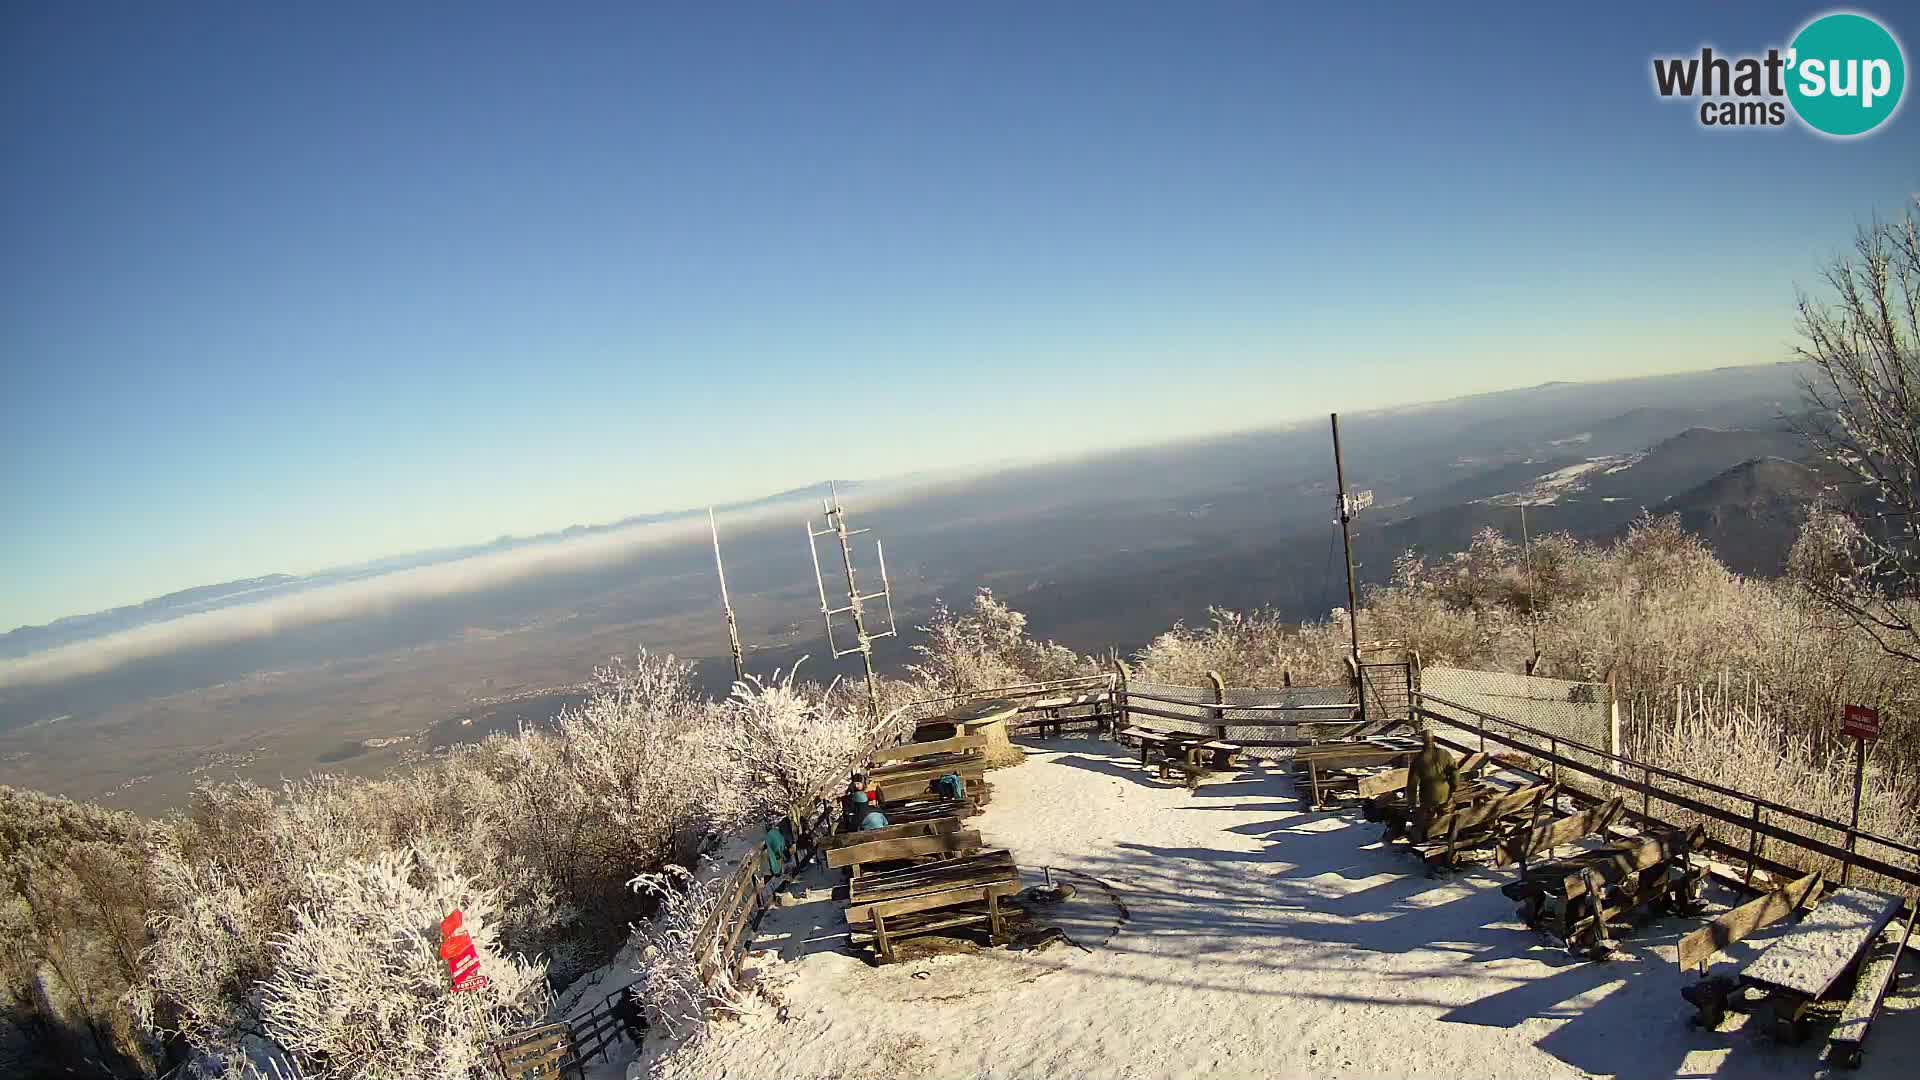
617;737;1919;1079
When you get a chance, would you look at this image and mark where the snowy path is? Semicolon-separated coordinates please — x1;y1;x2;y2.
645;738;1918;1079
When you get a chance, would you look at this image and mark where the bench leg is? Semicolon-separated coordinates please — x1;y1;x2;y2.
988;892;1004;945
874;912;893;964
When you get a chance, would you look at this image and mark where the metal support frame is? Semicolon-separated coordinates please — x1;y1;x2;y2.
806;483;898;720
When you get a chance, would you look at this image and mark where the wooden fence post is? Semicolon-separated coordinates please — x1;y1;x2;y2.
1207;670;1228;740
1111;658;1130;739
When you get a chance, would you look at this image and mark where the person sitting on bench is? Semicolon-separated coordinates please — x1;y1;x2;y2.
849;790;890;831
1406;730;1459;836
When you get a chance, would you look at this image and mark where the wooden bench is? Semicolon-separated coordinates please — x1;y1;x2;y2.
1680;877;1902;1043
874;772;990;806
842;849;1023;963
1011;692;1110;738
1116;725;1208;764
870;734;987;766
823;815;964;850
1155;739;1246;790
1827;904;1917;1067
490;1022;584;1080
1505;825;1705;958
1415;783;1556;870
860;882;1015;964
826;828;983;879
1292;738;1421;809
878;798;979;824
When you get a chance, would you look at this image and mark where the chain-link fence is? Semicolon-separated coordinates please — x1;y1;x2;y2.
1124;678;1356;755
1420;665;1615;754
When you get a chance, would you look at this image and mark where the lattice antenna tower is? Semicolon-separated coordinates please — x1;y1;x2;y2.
707;507;746;683
805;482;898;719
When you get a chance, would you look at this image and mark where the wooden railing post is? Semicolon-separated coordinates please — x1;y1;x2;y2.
1111;659;1130;739
1745;800;1763;890
1207;670;1228;740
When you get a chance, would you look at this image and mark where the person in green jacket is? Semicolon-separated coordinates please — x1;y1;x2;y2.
1405;729;1459;836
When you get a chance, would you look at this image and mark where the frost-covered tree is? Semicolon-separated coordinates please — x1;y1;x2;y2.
1792;197;1920;665
909;589;1090;696
711;665;877;826
624;865;744;1046
257;844;549;1080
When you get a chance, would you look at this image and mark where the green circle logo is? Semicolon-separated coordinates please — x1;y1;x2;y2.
1787;12;1906;136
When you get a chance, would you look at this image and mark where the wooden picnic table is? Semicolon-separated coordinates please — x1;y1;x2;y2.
1292;738;1421;809
841;848;1023;963
1507;825;1705;958
1710;887;1904;1043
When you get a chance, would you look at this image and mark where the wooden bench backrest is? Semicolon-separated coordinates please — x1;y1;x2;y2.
822;816;962;850
871;734;987;765
1676;870;1824;973
492;1023;581;1080
826;829;983;869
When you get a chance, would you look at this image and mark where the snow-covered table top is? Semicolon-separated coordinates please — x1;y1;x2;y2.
1742;887;1902;999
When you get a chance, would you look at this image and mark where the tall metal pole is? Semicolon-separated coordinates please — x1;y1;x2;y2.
1844;735;1865;886
828;484;882;721
1330;413;1365;725
708;508;745;683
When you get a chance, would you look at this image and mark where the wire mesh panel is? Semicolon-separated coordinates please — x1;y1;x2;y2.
1421;666;1612;752
1359;662;1413;721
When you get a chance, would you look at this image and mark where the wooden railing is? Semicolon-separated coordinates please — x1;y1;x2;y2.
1419;693;1920;892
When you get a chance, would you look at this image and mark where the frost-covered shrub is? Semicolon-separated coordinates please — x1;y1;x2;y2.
257;844;549;1080
624;865;742;1046
909;589;1092;696
1133;607;1348;687
712;666;876;826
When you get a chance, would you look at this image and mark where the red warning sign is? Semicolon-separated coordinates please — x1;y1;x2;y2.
440;910;490;993
1843;704;1881;741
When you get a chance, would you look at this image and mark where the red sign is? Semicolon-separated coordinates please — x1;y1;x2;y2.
1843;704;1881;740
440;910;490;993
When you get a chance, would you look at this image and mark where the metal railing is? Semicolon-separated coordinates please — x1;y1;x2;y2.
1418;692;1920;892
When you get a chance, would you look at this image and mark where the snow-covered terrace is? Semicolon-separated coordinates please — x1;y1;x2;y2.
622;737;1917;1080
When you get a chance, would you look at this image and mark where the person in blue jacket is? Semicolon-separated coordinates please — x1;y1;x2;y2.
849;790;889;831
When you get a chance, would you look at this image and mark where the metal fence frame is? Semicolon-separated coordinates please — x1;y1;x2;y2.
1418;692;1920;893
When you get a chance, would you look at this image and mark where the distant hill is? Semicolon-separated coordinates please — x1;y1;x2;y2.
1641;456;1834;576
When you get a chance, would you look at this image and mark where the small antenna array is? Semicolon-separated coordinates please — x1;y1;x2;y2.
805;482;898;719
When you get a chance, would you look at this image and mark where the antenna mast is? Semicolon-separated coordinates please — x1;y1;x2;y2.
806;483;898;719
1330;413;1369;725
708;508;746;683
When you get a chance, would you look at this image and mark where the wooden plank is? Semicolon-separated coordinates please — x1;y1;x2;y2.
825;829;982;869
874;774;988;803
866;882;996;921
846;850;1015;893
822;816;962;850
1677;870;1825;974
1828;903;1918;1058
870;734;987;764
1744;887;1902;999
1295;748;1413;772
1434;784;1552;836
1560;827;1703;901
869;756;987;783
845;873;1021;924
1495;796;1622;867
849;909;992;943
1358;767;1409;799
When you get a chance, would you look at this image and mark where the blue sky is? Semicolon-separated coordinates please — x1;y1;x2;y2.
2;1;1916;630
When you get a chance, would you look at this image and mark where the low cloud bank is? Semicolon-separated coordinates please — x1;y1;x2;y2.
0;487;927;690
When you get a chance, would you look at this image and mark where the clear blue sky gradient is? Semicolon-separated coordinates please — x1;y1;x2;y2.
2;2;1916;629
